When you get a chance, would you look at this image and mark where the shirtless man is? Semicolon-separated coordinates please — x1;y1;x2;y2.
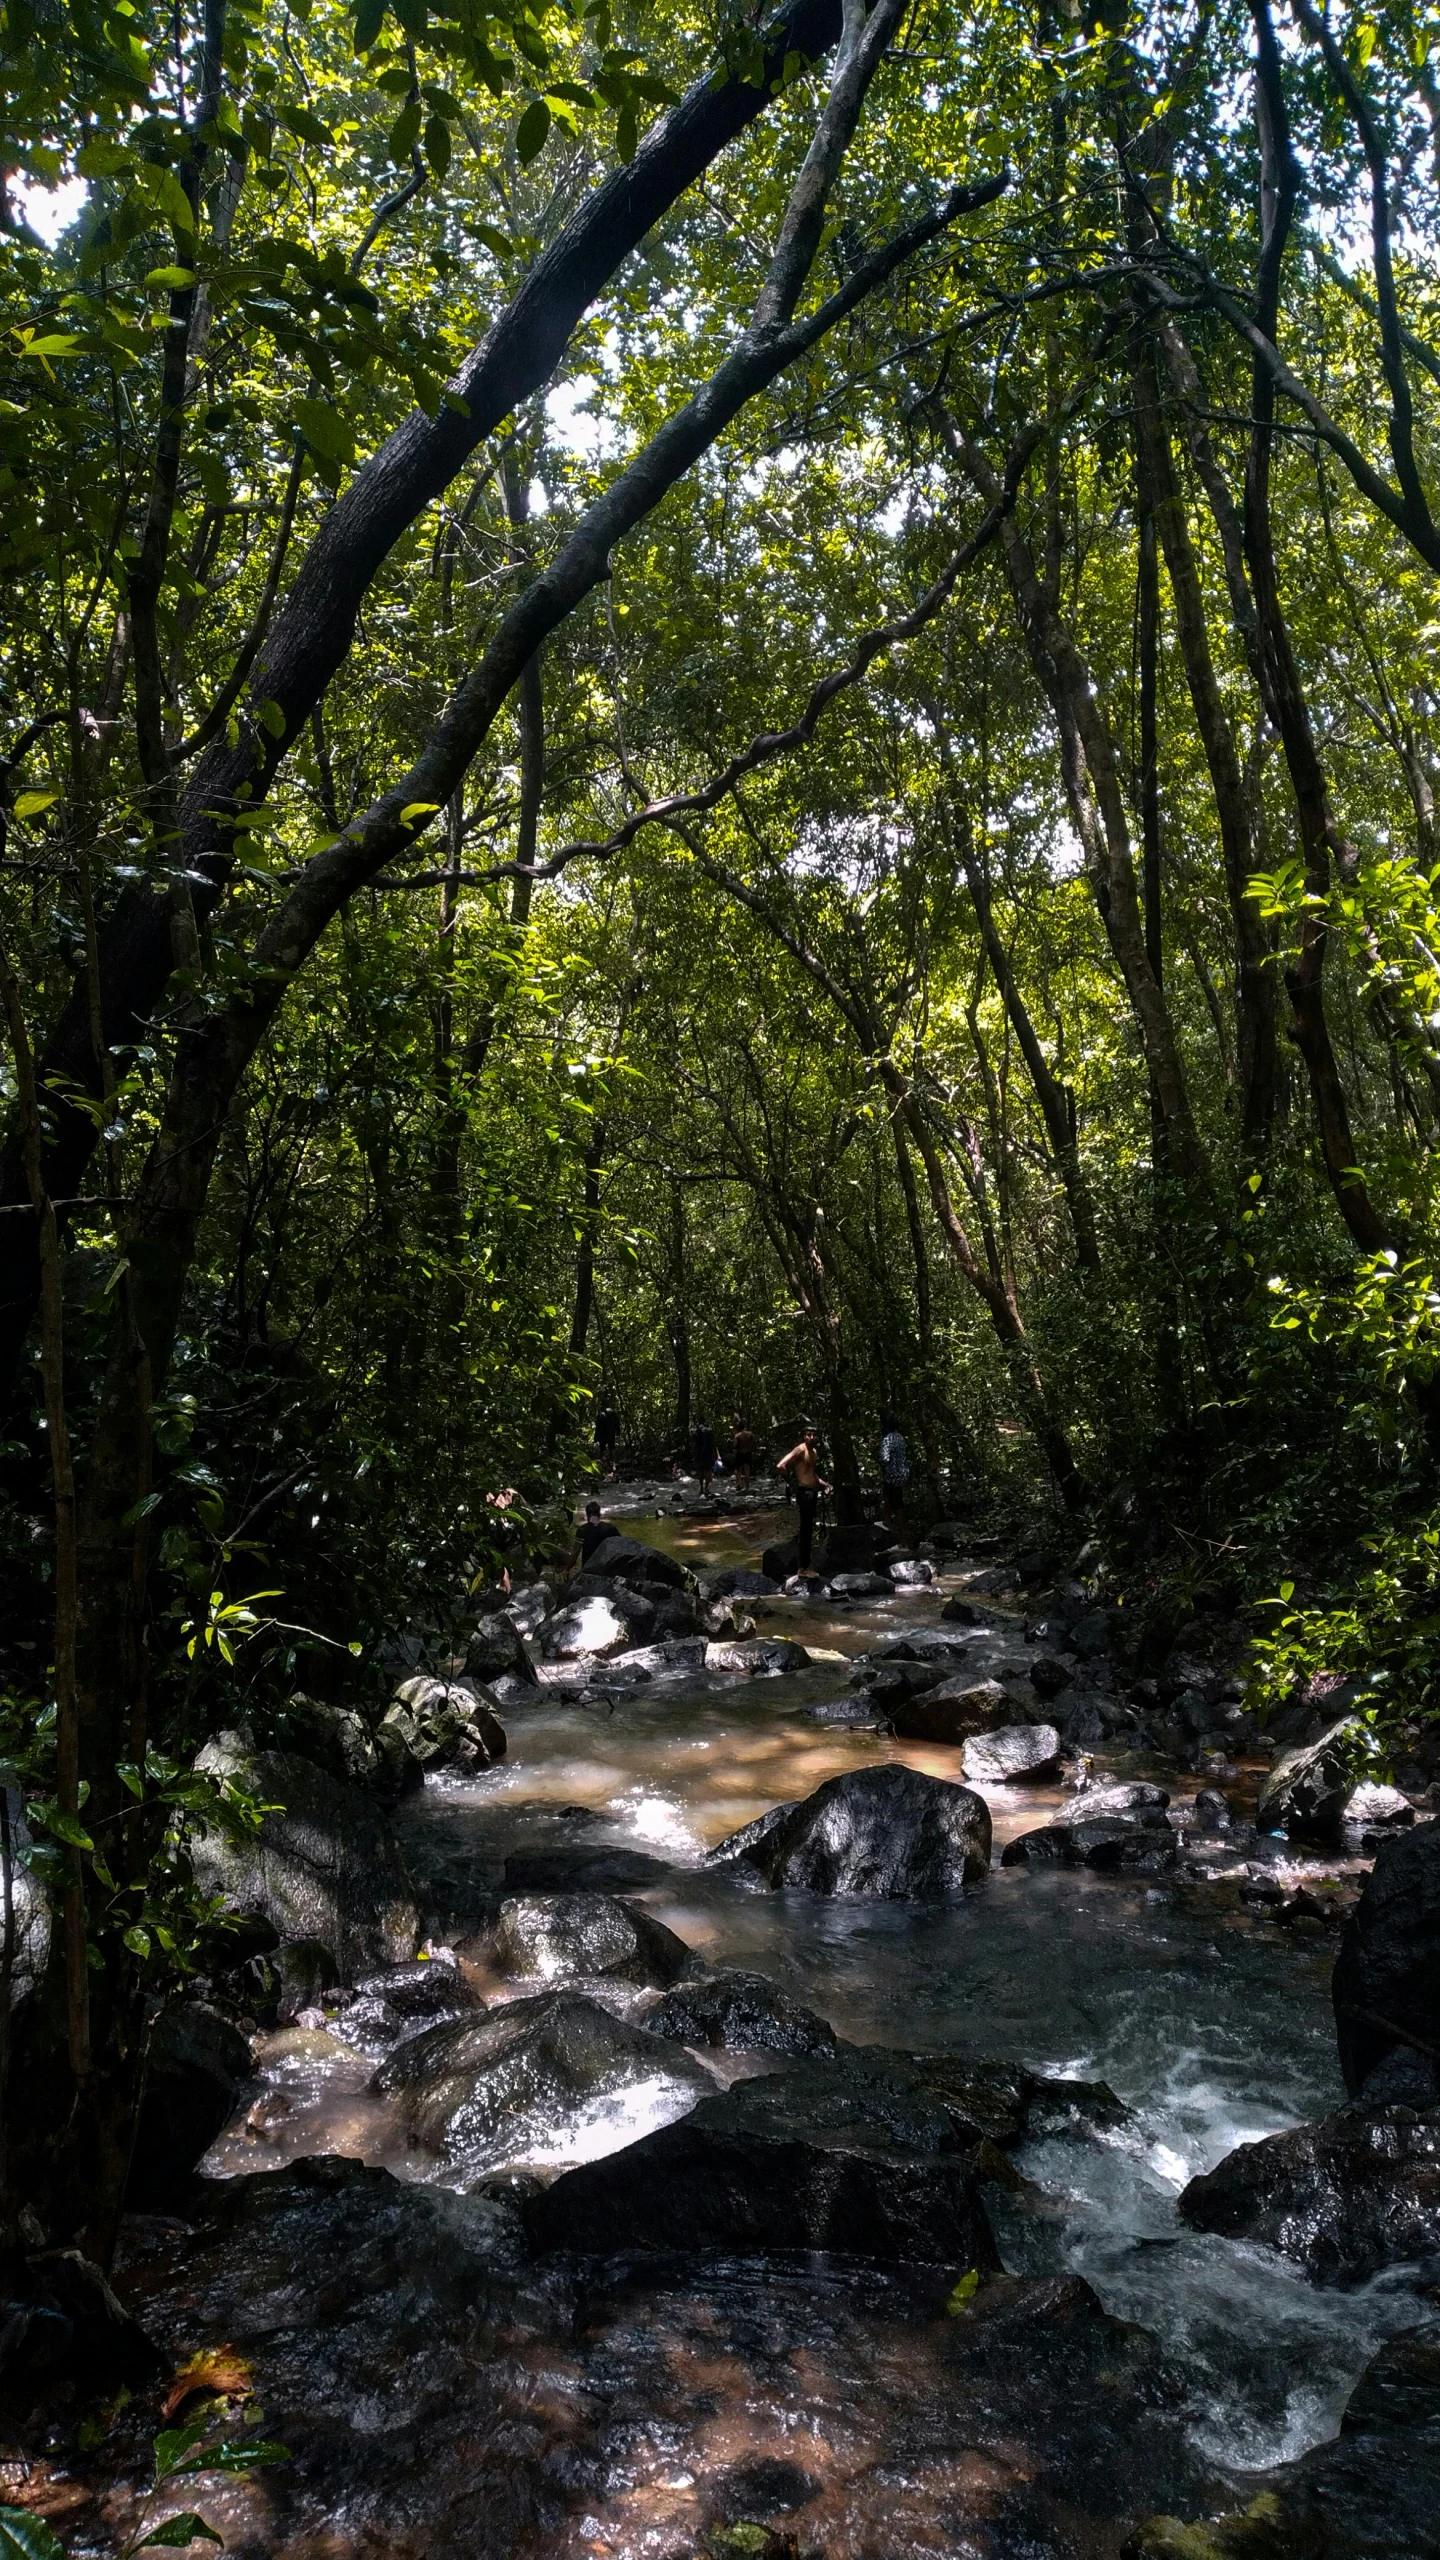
776;1423;830;1570
730;1414;759;1493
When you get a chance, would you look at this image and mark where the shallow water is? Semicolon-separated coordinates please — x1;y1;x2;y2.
206;1501;1431;2484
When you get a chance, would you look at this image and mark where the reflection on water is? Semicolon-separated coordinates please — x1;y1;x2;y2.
204;1502;1430;2480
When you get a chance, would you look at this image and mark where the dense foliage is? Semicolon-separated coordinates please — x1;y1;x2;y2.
6;0;1440;2235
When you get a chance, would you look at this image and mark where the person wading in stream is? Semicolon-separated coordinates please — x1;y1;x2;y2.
692;1415;718;1497
730;1415;760;1493
777;1423;831;1571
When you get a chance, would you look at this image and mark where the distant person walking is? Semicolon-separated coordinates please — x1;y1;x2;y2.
730;1414;759;1493
777;1423;830;1570
692;1415;718;1496
594;1399;620;1480
879;1411;910;1529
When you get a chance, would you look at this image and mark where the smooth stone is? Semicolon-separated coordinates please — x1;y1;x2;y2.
331;1950;482;2054
647;1970;837;2057
1178;2105;1440;2279
581;1534;687;1589
1333;1817;1440;2101
372;1989;711;2172
524;2055;1003;2266
1002;1806;1177;1874
542;1595;632;1660
493;1893;693;1989
707;1764;991;1898
889;1679;1021;1745
961;1722;1062;1785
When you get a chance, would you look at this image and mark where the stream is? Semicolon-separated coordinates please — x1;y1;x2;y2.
183;1496;1433;2548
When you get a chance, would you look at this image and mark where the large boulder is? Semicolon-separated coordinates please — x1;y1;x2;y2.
371;1989;711;2173
816;1521;888;1576
191;1742;419;1976
541;1595;632;1660
568;1576;656;1640
1256;1713;1365;1842
1002;1801;1176;1874
524;2053;1002;2266
269;1694;382;1790
127;1998;254;2207
1178;2106;1440;2279
760;1533;801;1583
1334;1817;1440;2100
582;1534;686;1589
647;1970;838;2057
698;1567;780;1601
889;1678;1019;1745
704;1636;810;1675
961;1722;1062;1785
708;1765;991;1898
381;1677;506;1773
493;1893;694;1989
463;1613;538;1688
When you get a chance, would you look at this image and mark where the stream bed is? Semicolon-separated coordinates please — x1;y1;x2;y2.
114;1503;1439;2555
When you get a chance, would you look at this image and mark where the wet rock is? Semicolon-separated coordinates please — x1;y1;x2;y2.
647;1970;838;2057
524;2054;1003;2267
708;1764;991;1897
381;1677;506;1772
331;1949;482;2054
700;1567;781;1600
1126;2327;1440;2560
887;1558;934;1586
1178;2105;1440;2278
704;1637;810;1675
809;1695;880;1728
1002;1802;1177;1874
2;2246;163;2387
1190;1787;1234;1832
888;1677;1020;1745
1066;1608;1113;1659
463;1611;538;1687
611;1636;708;1675
503;1581;551;1639
1340;1779;1415;1847
127;1999;255;2207
373;1989;711;2173
965;1564;1021;1595
542;1594;633;1660
493;1893;694;1990
501;1845;677;1894
850;1655;946;1701
1334;1816;1440;2100
962;1722;1062;1785
269;1693;383;1790
1070;1779;1172;1818
192;1741;419;1976
273;1934;339;2023
568;1575;656;1640
826;1570;893;1600
583;1533;687;1589
940;1596;982;1623
816;1521;888;1576
761;1534;801;1583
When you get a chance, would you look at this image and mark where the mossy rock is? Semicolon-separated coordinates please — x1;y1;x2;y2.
1123;2497;1289;2559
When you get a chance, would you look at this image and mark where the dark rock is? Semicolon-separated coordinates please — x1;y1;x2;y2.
2;2247;163;2387
807;1694;880;1727
1029;1654;1071;1700
493;1893;693;1989
372;1989;711;2173
127;1999;254;2207
760;1535;801;1583
1069;1780;1172;1817
269;1693;383;1791
1340;1779;1415;1842
192;1741;419;1976
524;2055;1003;2267
700;1567;781;1600
940;1596;981;1623
501;1845;677;1894
889;1678;1020;1745
1190;1787;1234;1832
961;1722;1062;1785
332;1950;482;2054
463;1612;538;1687
611;1636;707;1675
965;1564;1021;1596
826;1570;893;1600
707;1764;990;1898
1334;1816;1440;2097
274;1934;339;2023
1066;1609;1112;1660
851;1656;946;1700
647;1971;837;2057
704;1637;809;1675
568;1577;657;1639
815;1521;888;1576
582;1534;686;1589
1002;1804;1177;1874
541;1594;633;1660
1178;2105;1440;2279
887;1558;934;1587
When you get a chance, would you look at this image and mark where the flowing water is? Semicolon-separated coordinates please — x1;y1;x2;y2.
203;1495;1434;2504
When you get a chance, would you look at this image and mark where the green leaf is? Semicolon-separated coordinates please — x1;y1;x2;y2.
257;699;287;740
277;104;333;148
123;1925;152;1958
13;789;58;818
40;1808;95;1851
945;2268;980;2314
424;115;451;179
616;102;637;164
388;99;422;164
292;399;356;466
400;801;440;825
352;0;386;46
515;98;551;162
76;138;134;176
132;2516;224;2550
0;2510;66;2560
144;265;197;292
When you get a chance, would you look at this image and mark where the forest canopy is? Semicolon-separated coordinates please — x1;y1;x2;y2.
6;0;1440;2235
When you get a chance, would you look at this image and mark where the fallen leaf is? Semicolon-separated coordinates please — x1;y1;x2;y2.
162;2350;254;2419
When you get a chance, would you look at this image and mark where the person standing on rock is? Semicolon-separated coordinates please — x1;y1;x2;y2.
692;1415;718;1497
594;1399;620;1480
777;1423;830;1570
730;1415;759;1493
878;1411;909;1531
